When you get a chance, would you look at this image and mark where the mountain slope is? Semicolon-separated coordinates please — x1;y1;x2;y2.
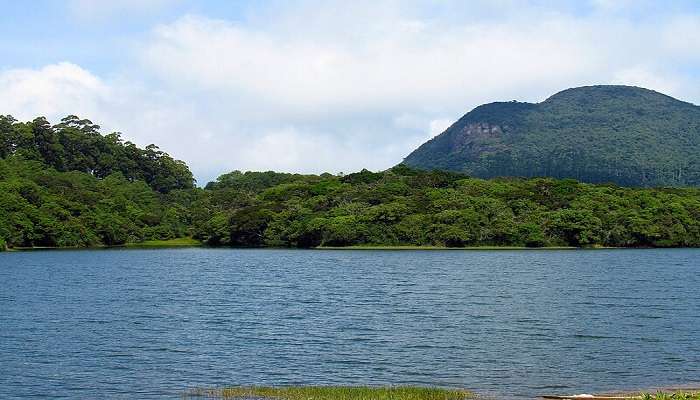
403;85;700;187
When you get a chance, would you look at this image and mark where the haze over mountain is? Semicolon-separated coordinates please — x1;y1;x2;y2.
404;85;700;187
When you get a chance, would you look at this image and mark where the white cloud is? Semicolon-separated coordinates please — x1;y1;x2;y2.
0;63;208;173
141;13;601;116
611;67;682;95
238;128;385;174
0;63;110;121
2;2;700;184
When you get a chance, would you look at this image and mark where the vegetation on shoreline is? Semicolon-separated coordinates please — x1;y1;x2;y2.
183;387;700;400
0;156;193;249
191;167;700;249
3;114;700;251
0;115;195;249
184;386;472;400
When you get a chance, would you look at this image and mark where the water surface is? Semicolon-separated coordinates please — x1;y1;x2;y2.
1;248;699;399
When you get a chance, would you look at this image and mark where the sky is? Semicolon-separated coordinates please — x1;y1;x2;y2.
2;0;700;184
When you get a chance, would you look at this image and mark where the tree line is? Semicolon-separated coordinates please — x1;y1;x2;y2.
2;115;700;250
0;115;194;193
189;167;700;248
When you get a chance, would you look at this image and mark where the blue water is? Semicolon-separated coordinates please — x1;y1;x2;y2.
1;248;699;399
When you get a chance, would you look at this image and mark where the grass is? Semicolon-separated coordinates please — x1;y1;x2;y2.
183;386;473;400
640;392;700;400
125;237;202;248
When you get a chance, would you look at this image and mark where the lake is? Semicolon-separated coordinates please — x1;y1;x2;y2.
1;248;699;399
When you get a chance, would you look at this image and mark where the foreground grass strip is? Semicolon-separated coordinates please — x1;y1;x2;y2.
642;392;700;400
184;386;473;399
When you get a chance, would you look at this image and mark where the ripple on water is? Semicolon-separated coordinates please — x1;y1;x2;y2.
0;248;699;399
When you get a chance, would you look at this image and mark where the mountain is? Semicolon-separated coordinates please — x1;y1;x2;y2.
403;85;700;187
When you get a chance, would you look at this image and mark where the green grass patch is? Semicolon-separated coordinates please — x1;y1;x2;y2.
184;386;472;400
126;237;202;248
640;392;700;400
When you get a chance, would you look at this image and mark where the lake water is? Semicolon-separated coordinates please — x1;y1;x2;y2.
1;248;699;399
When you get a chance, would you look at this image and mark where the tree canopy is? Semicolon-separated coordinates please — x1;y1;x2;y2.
189;165;700;249
0;115;194;193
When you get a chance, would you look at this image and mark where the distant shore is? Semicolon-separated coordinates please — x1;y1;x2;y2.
316;244;581;250
3;240;690;252
124;237;203;248
3;237;202;252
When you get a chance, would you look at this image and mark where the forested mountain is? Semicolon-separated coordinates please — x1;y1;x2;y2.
2;113;700;251
404;85;700;187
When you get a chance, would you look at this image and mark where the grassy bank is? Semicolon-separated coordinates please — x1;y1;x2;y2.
184;386;472;400
183;387;700;400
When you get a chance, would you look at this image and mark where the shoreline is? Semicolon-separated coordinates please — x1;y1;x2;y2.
3;242;696;252
3;237;203;252
316;245;581;250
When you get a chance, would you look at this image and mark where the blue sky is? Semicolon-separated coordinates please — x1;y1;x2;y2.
2;0;700;184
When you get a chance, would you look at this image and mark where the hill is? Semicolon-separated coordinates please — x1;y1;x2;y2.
403;85;700;187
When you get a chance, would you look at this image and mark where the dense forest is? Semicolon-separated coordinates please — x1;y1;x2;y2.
2;114;700;251
0;115;195;249
404;85;700;187
189;167;700;248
